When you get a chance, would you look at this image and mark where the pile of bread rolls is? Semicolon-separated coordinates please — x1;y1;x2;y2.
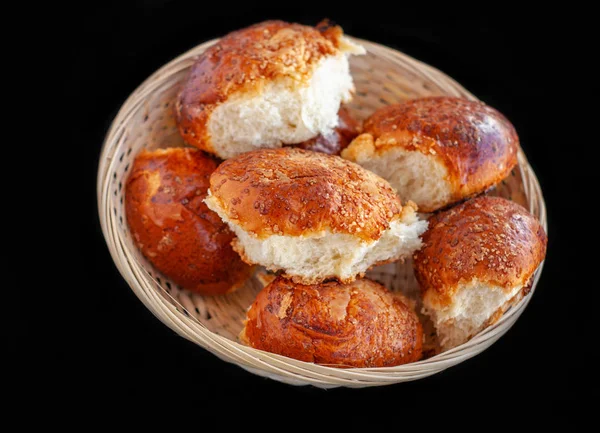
125;20;547;367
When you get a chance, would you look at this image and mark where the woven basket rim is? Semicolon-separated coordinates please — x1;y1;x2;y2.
97;35;547;387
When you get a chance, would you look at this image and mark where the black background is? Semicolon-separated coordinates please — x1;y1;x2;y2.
58;0;595;420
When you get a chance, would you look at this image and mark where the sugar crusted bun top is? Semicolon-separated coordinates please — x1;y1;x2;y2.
413;196;547;307
176;20;362;153
207;147;415;241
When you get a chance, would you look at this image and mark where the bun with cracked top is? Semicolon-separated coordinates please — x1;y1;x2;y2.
204;147;428;284
240;277;423;367
413;195;547;350
341;97;519;212
125;147;254;295
176;20;365;159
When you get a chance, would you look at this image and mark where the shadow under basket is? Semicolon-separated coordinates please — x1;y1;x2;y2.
97;37;547;388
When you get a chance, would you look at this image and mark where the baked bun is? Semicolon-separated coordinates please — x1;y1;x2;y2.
205;147;428;284
290;106;361;155
341;97;519;212
240;277;423;367
125;148;253;295
413;196;547;350
176;20;365;159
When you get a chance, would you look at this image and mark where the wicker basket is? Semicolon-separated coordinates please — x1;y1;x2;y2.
97;37;547;388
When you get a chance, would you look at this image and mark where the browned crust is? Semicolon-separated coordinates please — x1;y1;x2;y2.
342;97;519;212
413;196;547;307
208;147;407;241
241;277;423;367
125;147;254;295
175;20;346;153
291;106;361;155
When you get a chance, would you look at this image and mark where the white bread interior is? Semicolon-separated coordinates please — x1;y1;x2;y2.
205;192;427;283
423;281;523;351
343;145;453;211
207;43;364;159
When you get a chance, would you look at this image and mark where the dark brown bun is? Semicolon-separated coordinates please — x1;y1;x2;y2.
125;148;253;295
414;195;547;307
342;97;519;212
241;277;423;367
291;107;361;155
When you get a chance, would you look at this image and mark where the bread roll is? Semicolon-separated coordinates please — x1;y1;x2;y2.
291;106;361;155
205;147;427;284
341;97;519;212
413;196;547;350
125;148;253;295
176;20;365;159
241;277;423;367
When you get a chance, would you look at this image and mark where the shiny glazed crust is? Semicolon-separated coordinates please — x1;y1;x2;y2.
342;97;519;211
125;148;253;295
175;20;347;153
413;196;547;307
207;147;412;241
241;277;423;367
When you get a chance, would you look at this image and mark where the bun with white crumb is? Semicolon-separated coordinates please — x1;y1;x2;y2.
413;196;547;350
176;20;365;159
341;97;519;212
205;147;427;284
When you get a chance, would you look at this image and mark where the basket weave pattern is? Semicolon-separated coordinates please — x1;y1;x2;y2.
97;38;546;388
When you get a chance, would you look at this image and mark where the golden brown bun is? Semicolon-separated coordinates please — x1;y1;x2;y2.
291;107;361;155
342;97;519;212
413;196;547;307
125;148;253;295
176;20;347;154
207;147;410;242
205;145;426;285
241;277;423;367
